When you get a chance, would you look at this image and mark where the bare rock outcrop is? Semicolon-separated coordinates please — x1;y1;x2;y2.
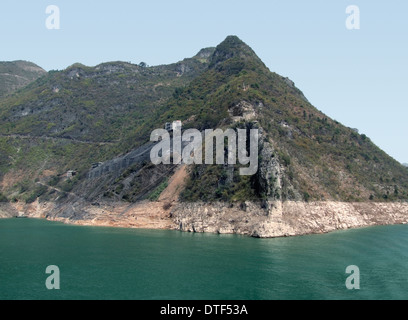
172;201;408;238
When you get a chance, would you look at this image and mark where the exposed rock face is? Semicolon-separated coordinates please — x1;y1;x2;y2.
172;201;267;237
2;198;408;238
195;48;216;60
255;130;303;203
1;197;173;229
257;140;282;200
0;203;16;218
171;201;408;238
228;101;258;122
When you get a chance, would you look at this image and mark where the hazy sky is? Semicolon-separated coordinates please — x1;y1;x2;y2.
1;0;407;163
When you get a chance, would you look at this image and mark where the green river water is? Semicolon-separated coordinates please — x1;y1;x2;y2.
0;218;407;300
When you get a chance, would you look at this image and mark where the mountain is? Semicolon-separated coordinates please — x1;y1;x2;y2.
0;61;46;98
155;36;408;203
0;50;214;192
403;163;408;167
0;36;407;236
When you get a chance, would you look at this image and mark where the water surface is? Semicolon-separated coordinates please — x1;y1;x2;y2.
0;218;407;300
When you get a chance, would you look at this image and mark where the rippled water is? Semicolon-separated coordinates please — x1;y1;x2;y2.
0;218;407;300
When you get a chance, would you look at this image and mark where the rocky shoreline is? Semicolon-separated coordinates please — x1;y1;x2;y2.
1;199;408;238
172;201;408;237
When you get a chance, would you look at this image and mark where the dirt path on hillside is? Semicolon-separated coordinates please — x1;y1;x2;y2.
158;164;188;203
0;133;116;145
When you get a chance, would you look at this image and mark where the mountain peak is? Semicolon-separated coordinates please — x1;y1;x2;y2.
209;35;263;68
221;35;246;45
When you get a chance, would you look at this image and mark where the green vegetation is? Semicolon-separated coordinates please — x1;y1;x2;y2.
0;54;211;200
0;193;8;202
180;165;257;202
25;184;48;204
0;61;46;98
0;36;407;204
148;179;168;201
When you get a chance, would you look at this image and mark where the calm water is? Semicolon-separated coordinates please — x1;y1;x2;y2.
0;218;408;300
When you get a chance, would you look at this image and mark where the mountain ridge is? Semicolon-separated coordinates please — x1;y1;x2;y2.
0;36;407;237
0;60;46;98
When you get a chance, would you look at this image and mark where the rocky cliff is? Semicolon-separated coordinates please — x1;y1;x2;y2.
2;197;408;238
172;200;408;238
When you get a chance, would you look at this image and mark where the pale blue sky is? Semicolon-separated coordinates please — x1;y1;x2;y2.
1;0;407;163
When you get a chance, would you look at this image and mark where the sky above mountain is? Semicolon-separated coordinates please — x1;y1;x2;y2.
1;0;407;164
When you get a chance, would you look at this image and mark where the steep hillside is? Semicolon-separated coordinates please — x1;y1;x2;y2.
0;61;46;98
154;36;408;203
0;51;214;202
0;36;407;212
